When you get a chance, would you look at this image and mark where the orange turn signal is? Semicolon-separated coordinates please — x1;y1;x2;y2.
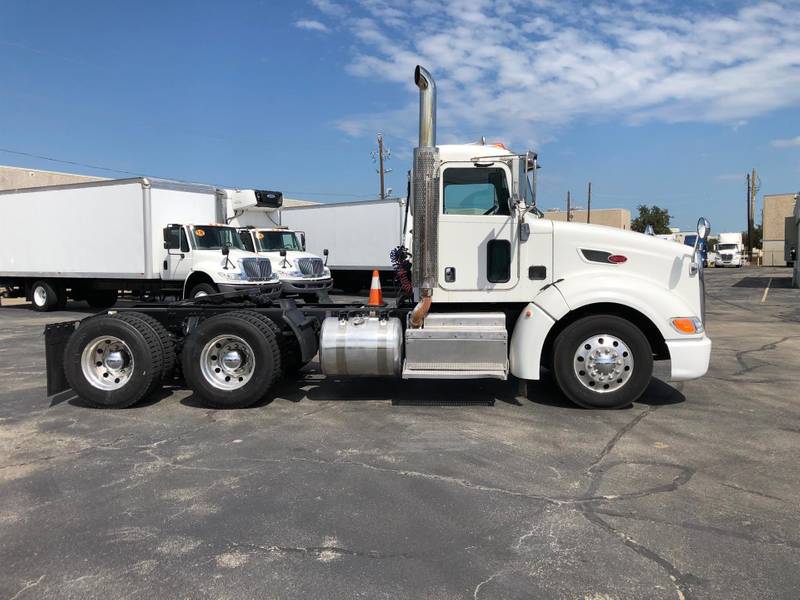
671;318;700;334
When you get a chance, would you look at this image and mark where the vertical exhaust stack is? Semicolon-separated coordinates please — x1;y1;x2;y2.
410;66;439;328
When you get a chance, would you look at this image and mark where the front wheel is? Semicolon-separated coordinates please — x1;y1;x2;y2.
551;315;653;409
187;282;218;299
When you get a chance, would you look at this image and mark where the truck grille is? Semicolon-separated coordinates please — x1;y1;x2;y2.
298;257;324;277
240;258;273;281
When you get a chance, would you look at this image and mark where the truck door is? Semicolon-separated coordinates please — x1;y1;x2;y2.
437;162;518;291
163;225;192;282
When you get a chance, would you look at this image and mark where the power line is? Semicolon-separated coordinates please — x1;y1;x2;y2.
0;146;145;176
0;146;377;200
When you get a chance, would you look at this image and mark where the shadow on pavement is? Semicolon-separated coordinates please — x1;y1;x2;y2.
732;276;793;289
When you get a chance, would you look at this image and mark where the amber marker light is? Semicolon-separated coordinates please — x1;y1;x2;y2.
671;317;703;334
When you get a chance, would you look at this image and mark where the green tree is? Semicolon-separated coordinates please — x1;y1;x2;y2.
631;205;672;234
742;224;762;249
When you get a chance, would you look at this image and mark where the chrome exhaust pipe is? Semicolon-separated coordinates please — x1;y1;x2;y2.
410;65;438;328
415;66;436;148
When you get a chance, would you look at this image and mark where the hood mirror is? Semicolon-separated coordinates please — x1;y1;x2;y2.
697;217;710;240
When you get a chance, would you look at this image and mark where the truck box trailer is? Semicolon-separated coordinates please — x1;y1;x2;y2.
0;178;280;310
44;66;712;411
278;197;407;292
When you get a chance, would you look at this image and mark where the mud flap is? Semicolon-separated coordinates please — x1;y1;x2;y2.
45;321;77;398
279;300;319;363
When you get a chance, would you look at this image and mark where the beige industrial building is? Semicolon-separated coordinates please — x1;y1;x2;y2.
794;200;800;287
761;193;798;267
543;208;631;230
0;164;103;190
0;165;316;207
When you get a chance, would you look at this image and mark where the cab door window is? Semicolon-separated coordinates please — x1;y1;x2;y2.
443;167;510;216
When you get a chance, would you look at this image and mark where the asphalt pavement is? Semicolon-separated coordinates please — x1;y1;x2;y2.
0;267;798;599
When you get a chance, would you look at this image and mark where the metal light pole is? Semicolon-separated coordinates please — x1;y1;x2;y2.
566;191;572;221
587;182;592;224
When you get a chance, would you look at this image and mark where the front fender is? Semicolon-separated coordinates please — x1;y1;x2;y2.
554;273;701;341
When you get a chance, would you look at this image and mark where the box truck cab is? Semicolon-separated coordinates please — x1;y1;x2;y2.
715;232;744;267
162;223;281;299
236;227;332;297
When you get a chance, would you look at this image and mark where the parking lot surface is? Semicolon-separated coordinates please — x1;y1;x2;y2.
1;267;798;599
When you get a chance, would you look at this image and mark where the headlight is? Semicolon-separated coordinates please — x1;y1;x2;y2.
218;271;245;281
277;269;304;277
323;267;331;277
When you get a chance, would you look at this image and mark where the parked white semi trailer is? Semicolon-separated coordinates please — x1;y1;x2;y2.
715;232;744;267
45;66;712;410
0;178;280;310
279;197;407;292
220;189;333;298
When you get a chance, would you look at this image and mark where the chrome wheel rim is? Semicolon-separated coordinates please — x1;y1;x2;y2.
33;286;47;306
199;335;255;390
573;334;634;393
81;336;135;390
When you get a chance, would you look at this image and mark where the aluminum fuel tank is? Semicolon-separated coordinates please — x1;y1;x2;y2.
319;315;403;377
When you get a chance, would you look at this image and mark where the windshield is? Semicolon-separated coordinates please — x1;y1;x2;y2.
718;243;738;250
256;231;302;252
191;226;246;251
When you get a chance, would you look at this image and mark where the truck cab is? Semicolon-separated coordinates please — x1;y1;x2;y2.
715;236;744;267
162;223;281;299
236;226;332;298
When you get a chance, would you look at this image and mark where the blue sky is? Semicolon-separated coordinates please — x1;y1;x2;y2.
2;0;800;233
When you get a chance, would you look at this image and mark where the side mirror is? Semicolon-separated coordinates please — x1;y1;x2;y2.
323;248;329;265
279;249;287;258
221;245;230;256
163;227;180;250
298;231;306;251
644;224;655;236
697;217;710;240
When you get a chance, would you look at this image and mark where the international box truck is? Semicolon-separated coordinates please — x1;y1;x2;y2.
278;197;407;292
0;178;281;310
44;66;712;410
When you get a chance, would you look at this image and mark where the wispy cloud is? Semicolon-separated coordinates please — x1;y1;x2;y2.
294;19;330;33
308;0;800;147
770;135;800;147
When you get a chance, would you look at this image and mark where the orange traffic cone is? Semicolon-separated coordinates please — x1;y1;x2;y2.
367;270;384;306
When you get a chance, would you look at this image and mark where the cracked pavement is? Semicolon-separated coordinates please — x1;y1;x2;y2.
0;267;798;599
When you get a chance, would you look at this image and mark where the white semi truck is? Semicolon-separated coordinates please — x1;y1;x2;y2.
279;198;407;292
45;66;712;410
0;178;281;310
715;232;744;267
220;188;333;298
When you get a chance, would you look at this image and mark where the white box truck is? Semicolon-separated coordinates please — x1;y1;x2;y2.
715;232;744;267
278;197;407;292
45;66;712;412
0;178;280;310
220;188;333;298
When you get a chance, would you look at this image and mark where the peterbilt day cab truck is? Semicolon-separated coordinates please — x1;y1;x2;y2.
220;189;333;298
44;66;712;410
0;178;280;310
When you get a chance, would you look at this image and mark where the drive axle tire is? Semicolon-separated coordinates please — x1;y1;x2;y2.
181;311;282;408
30;280;61;312
86;289;119;310
63;314;164;408
552;314;653;409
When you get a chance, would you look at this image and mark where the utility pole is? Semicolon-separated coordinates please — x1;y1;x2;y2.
746;172;751;260
747;168;760;263
371;133;392;200
566;190;572;221
587;182;592;224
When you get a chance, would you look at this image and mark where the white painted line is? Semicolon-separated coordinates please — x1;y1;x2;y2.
761;277;772;303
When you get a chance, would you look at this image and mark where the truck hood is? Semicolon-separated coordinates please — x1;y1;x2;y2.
257;250;321;262
193;248;267;269
550;220;703;317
